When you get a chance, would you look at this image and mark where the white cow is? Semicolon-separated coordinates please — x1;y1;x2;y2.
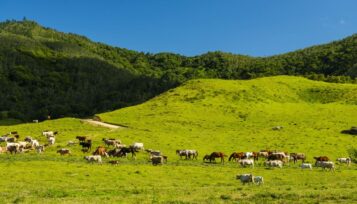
132;142;144;151
36;145;45;153
336;158;351;166
238;159;254;168
316;161;335;171
265;160;283;168
301;163;313;170
42;131;57;138
84;155;102;163
48;136;55;145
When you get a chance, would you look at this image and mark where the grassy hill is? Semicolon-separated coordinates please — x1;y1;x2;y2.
1;20;357;121
0;76;356;203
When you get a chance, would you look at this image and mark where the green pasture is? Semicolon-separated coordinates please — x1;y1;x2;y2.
0;76;356;203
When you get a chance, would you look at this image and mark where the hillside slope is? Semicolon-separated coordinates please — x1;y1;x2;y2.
99;76;357;157
1;20;357;121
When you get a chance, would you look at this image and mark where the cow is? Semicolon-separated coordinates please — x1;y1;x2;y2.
238;159;254;168
253;176;264;185
290;153;306;164
336;158;351;166
43;131;58;138
132;142;144;151
301;163;313;170
265;160;283;168
258;151;269;159
36;145;45;153
102;138;120;147
236;174;254;185
229;152;246;162
93;146;109;157
79;140;92;150
272;126;283;130
57;149;71;156
47;136;55;145
176;149;198;160
76;136;87;142
84;155;102;163
151;156;164;166
6;144;19;154
118;146;136;158
316;161;335;171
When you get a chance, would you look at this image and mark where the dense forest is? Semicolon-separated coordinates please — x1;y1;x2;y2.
1;19;357;121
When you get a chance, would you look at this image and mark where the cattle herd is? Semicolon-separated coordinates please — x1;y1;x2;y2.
0;130;354;185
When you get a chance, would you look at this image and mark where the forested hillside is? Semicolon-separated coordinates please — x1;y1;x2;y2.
1;19;357;121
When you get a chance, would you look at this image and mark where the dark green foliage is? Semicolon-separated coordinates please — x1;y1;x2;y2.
0;19;357;121
347;148;357;163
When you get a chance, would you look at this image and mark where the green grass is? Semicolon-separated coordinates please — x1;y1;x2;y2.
0;76;356;203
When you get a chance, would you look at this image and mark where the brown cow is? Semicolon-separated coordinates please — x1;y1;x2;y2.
290;153;306;164
209;152;226;163
93;146;109;157
229;152;246;161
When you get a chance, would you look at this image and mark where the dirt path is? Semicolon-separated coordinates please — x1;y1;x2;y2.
81;119;127;130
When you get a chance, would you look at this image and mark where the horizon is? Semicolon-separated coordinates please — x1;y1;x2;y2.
0;1;356;57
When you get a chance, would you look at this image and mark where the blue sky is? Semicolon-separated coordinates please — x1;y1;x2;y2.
0;0;356;56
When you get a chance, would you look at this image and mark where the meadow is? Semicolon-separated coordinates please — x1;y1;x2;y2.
0;76;356;203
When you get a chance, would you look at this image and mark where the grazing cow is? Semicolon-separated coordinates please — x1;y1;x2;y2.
30;139;40;148
209;152;226;163
301;163;313;170
102;138;120;146
9;131;18;135
132;142;144;151
316;161;335;171
203;154;211;162
47;136;55;145
84;155;102;163
176;149;198;160
118;146;136;158
93;146;109;157
57;148;71;156
245;152;254;159
79;140;92;150
290;153;306;164
314;156;329;165
238;159;254;168
236;174;254;185
36;145;45;153
265;160;283;168
253;176;264;185
151;156;164;165
7;144;19;154
76;136;87;142
149;150;161;157
336;158;351;166
229;152;246;162
42;131;58;138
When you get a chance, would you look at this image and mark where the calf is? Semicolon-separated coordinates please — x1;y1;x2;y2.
316;161;335;171
47;136;55;145
301;163;312;170
57;148;71;156
253;176;264;185
76;136;87;142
